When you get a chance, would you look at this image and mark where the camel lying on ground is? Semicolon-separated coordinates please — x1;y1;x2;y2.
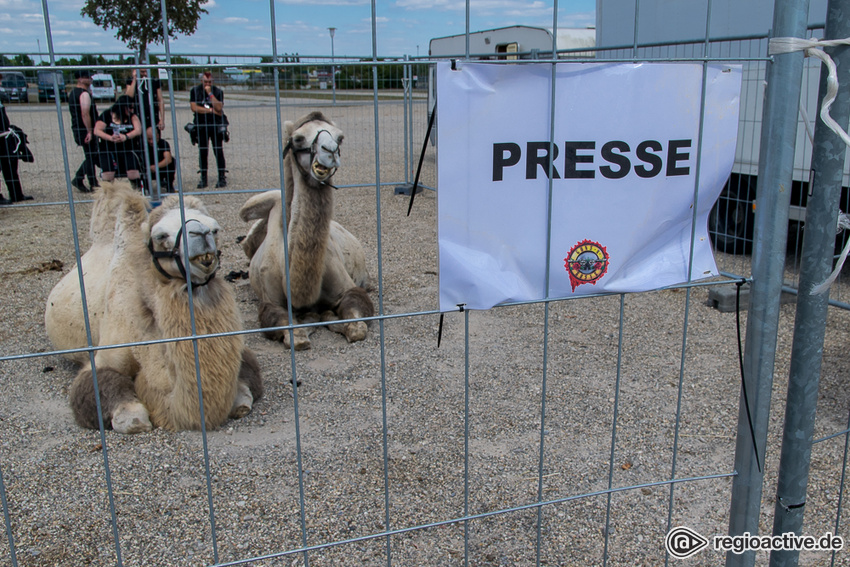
239;111;374;350
45;181;262;433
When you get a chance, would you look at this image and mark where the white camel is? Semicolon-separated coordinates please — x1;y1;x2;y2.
45;181;262;433
239;111;373;350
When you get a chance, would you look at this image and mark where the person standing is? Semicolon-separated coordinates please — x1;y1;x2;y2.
68;70;99;193
0;73;31;203
189;71;227;188
125;68;163;141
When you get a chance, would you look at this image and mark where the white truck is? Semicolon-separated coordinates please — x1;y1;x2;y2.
595;0;839;253
427;25;596;142
90;73;117;102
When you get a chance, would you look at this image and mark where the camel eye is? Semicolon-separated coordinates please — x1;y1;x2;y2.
293;135;306;147
155;233;169;243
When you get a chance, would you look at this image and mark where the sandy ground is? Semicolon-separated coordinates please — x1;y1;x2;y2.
1;96;850;566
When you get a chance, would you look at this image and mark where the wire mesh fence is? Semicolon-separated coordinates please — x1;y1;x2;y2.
1;1;849;566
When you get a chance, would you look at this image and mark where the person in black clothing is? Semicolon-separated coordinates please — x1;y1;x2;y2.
146;127;175;193
68;69;99;193
125;68;163;141
0;73;31;203
94;95;142;184
189;71;227;188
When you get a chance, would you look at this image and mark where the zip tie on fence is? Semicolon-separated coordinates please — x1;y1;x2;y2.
770;36;850;294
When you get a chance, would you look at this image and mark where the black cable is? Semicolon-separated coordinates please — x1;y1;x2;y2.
736;278;762;473
407;106;437;217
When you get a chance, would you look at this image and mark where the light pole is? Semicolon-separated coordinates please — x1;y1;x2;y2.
328;27;336;105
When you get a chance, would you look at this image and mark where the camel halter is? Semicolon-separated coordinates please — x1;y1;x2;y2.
282;129;339;188
147;222;220;287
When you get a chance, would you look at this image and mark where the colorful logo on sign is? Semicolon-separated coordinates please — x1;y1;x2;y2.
565;240;610;292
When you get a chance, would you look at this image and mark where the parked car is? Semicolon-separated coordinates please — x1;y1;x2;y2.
91;73;117;102
37;70;67;103
0;72;29;103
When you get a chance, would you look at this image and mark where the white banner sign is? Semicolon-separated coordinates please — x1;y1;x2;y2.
437;62;741;311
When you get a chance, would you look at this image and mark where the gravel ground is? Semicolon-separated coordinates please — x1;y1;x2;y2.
1;97;850;566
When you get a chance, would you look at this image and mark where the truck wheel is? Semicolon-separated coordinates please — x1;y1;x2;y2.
709;176;754;255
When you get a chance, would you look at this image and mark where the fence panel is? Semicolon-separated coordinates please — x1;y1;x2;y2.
0;1;849;566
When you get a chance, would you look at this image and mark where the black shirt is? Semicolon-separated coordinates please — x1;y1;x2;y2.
190;84;225;126
69;87;98;143
128;76;161;125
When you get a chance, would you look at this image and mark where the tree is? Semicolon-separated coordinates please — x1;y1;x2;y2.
81;0;208;61
12;54;34;68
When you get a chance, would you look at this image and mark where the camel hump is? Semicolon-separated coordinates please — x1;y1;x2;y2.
122;191;148;220
89;180;139;244
239;190;281;222
241;218;268;260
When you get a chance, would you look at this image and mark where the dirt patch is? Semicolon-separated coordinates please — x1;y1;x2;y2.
1;101;849;566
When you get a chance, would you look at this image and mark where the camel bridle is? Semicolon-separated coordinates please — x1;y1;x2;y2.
147;221;220;287
282;128;340;187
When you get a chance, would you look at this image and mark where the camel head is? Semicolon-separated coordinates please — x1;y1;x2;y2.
147;206;222;286
284;111;343;186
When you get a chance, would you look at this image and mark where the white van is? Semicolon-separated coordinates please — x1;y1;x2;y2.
90;73;117;102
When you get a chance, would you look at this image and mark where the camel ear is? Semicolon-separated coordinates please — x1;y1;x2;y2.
284;120;295;137
239;190;280;222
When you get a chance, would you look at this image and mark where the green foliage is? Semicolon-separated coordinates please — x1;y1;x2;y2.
79;54;100;68
336;59;423;90
12;54;34;68
81;0;209;52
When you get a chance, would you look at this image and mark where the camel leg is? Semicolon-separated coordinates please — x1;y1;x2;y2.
230;382;253;419
258;301;312;350
327;286;374;343
69;367;152;434
239;347;264;401
230;347;264;419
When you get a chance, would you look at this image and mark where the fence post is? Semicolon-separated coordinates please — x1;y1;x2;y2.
769;0;850;564
726;0;811;565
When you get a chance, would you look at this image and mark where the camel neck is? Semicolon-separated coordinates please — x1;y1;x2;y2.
285;160;334;309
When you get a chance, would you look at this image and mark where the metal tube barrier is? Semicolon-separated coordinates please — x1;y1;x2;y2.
769;0;850;564
727;0;812;566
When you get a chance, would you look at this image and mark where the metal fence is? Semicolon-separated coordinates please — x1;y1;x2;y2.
1;0;850;566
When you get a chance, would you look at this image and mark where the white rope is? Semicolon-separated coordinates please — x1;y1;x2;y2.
769;36;850;294
0;128;22;155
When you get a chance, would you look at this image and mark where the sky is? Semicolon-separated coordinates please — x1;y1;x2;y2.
0;0;596;61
